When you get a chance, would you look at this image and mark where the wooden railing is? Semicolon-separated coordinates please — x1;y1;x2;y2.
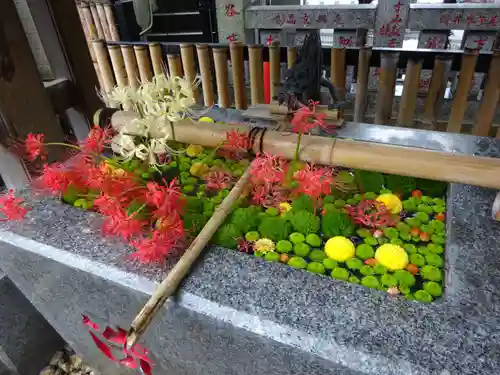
90;39;500;138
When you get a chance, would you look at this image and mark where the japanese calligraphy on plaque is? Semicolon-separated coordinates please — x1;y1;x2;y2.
374;0;409;48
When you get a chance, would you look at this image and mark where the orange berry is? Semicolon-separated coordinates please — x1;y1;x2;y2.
420;232;430;242
364;258;378;266
412;190;422;198
435;213;445;222
410;227;420;237
406;264;419;275
280;254;289;263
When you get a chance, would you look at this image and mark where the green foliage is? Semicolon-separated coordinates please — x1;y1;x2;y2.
334;199;346;208
306;233;322;247
349;275;360;284
414;212;430;223
394;270;416;287
396;222;410;233
245;231;260;242
294;242;311;257
183;213;208;236
127;200;147;219
363;192;377;200
264;252;280;262
213;224;241;249
416;179;447;197
258;217;291;242
276;240;293;253
410;253;425;266
364;237;378;246
321;211;355;239
381;274;398;287
290;210;320;234
373;264;388;275
356;228;371;238
391;238;404;246
420;265;442;281
384;174;416;196
288;256;307;269
185;196;204;213
355;170;385;193
356;244;374;260
309;249;326;262
383;227;399;239
414;290;433;303
291;195;314;213
427;243;444;254
361;276;379;288
346;258;363;270
307;262;326;274
230;207;260;233
431;234;445;245
404;244;417;254
423;281;442;297
331;267;350;281
323;195;335;204
405;217;421;228
266;207;279;217
425;254;443;267
360;265;374;276
417;204;434;215
62;184;80;205
323;258;338;270
289;232;305;244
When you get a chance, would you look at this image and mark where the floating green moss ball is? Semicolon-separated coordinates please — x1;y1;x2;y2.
364;237;378;246
288;256;307;269
323;258;338;270
245;231;260;242
360;265;374;276
307;262;326;274
276;240;293;253
432;205;445;214
306;233;322;247
399;232;411;241
420;265;442;281
405;217;421;228
425;254;443;267
399;285;411;295
334;199;346;208
361;276;379;288
378;237;389;245
373;263;388;275
294;242;311;257
396;222;410;233
417;246;429;256
309;249;327;262
254;251;264;258
266;207;279;217
394;270;416;287
383;228;399;239
356;228;371;238
404;244;417;254
414;289;433;302
349;275;360;284
346;198;358;205
323;203;336;213
410;253;425;267
427;244;444;254
289;232;305;244
346;258;363;270
331;267;350;281
391;238;404;246
431;234;445;245
423;281;442;297
264;252;280;262
380;274;398;287
356;244;375;260
363;192;377;200
414;212;430;223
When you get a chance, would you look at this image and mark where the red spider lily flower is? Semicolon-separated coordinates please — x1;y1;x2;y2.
224;129;250;151
237;238;253;253
38;163;71;194
131;231;180;263
205;171;232;190
25;133;46;161
250;184;288;208
346;199;398;229
250;153;288;186
0;190;29;221
290;100;327;134
81;315;153;375
145;180;184;219
81;125;113;154
102;206;147;240
293;164;333;199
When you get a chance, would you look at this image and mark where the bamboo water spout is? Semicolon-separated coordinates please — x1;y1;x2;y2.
106;110;500;190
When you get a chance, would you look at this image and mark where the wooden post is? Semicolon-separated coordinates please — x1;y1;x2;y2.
134;45;153;82
354;47;371;123
180;44;200;104
375;52;398;125
121;45;140;89
447;48;478;133
196;44;215;106
269;42;281;100
331;48;346;117
108;45;127;87
248;45;264;105
398;58;422;127
287;47;297;69
149;43;164;76
422;56;451;128
0;0;65;143
93;40;115;93
213;47;231;108
96;4;111;41
89;3;105;40
104;4;120;41
229;41;247;110
167;54;184;77
46;0;101;118
473;51;500;137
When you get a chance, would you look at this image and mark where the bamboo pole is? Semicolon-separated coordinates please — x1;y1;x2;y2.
79;4;97;40
447;48;478;134
93;40;115;93
331;48;346;118
134;45;153;82
269;42;281;100
375;52;399;125
287;47;297;69
354;47;371;123
248;45;264;105
108;110;500;190
126;166;252;348
149;43;165;76
229;41;247;110
96;4;111;41
121;45;140;89
398;58;422;127
213;47;231;108
167;54;184;77
196;44;214;106
108;45;127;87
104;4;120;41
422;56;452;128
473;51;500;137
180;44;200;104
77;4;103;90
89;3;105;40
